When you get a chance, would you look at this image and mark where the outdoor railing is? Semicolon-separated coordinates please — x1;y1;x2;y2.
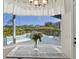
3;33;61;46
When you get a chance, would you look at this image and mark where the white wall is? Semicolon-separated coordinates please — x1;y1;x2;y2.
61;0;74;59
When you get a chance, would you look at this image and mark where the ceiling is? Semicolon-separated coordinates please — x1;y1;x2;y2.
4;0;64;16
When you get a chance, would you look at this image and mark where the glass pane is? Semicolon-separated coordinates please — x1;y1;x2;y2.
3;14;61;46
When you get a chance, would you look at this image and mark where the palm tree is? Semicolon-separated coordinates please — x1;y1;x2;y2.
30;31;43;48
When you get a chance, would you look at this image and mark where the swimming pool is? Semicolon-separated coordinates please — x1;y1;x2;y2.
3;33;61;46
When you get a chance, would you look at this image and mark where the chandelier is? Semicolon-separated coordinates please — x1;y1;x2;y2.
29;0;48;7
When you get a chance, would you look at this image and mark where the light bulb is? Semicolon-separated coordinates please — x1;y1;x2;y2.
34;0;39;6
42;0;48;5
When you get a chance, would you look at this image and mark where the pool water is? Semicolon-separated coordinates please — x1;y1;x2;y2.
3;33;61;46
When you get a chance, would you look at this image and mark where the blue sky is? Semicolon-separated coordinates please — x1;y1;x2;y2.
3;13;60;26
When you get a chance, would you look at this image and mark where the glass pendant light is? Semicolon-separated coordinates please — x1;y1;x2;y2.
29;0;33;3
29;0;48;7
34;0;39;6
42;0;48;5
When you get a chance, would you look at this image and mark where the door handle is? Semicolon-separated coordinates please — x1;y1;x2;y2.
74;37;76;44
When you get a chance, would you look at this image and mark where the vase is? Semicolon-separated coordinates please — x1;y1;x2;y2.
34;42;39;51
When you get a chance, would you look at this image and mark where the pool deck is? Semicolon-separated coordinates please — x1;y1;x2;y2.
3;40;69;59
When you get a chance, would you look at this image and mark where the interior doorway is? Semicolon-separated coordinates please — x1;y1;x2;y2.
3;0;76;59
